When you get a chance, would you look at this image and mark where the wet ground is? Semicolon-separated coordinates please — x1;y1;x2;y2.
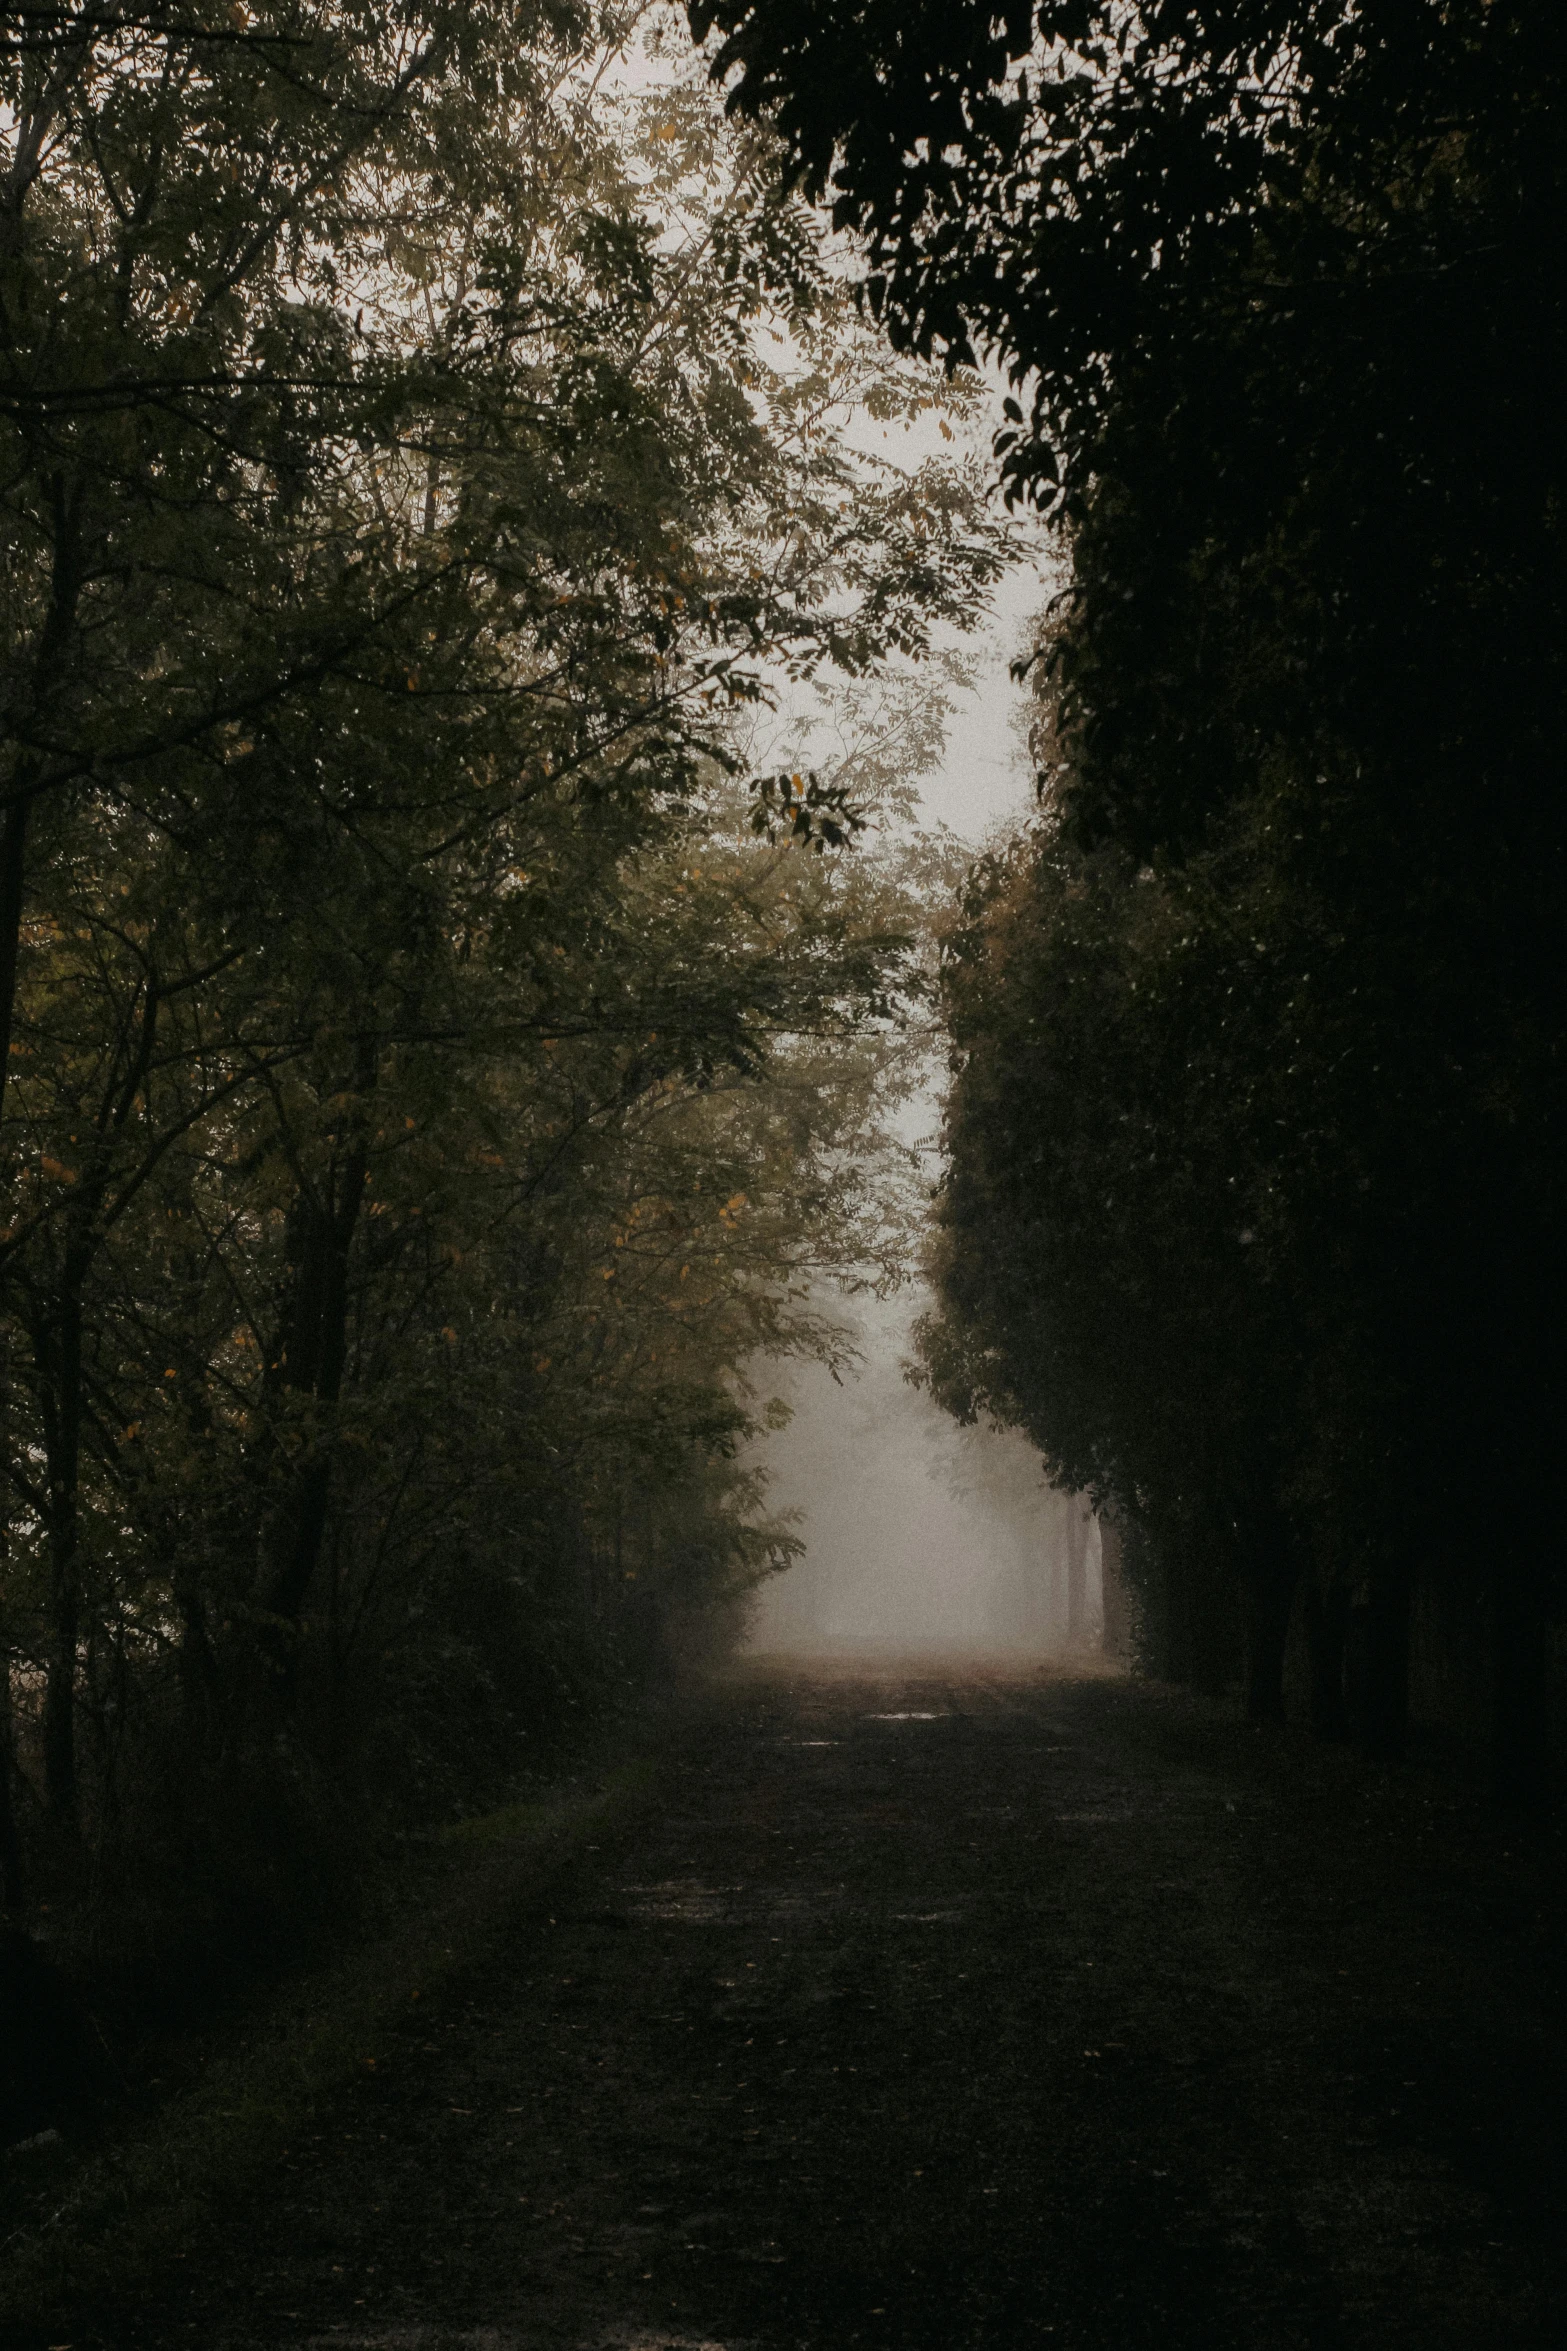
64;1656;1567;2348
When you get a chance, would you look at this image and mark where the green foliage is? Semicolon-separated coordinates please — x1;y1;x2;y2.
0;3;1005;1947
708;2;1567;1771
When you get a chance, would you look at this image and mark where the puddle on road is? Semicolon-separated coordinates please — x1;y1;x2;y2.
865;1711;946;1722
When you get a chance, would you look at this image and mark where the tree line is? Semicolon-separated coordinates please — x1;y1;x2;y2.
0;0;1004;1956
699;0;1565;1796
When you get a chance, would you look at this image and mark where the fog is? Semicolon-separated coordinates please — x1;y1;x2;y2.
746;1292;1102;1657
733;517;1093;1658
743;559;1101;1658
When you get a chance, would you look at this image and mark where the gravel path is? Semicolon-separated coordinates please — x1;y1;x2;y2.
87;1657;1567;2350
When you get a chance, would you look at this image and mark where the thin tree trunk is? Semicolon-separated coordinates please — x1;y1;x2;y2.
1097;1510;1133;1662
611;1493;623;1624
1142;1528;1179;1682
0;788;32;1128
4;484;86;1822
263;1143;369;1696
41;1289;83;1830
324;1518;346;1761
0;797;37;1851
1065;1500;1089;1646
175;1579;220;1739
0;1329;22;1910
0;1638;21;1914
1;477;86;1117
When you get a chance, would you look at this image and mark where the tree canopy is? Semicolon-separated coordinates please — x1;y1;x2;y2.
0;2;1007;1928
689;0;1566;1790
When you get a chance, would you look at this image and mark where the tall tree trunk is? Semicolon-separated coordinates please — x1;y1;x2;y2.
1065;1500;1089;1646
0;1331;22;1910
0;788;32;1130
40;1291;83;1830
1166;1506;1236;1697
4;483;86;1827
1;477;86;1116
0;793;37;1858
0;1635;21;1914
1097;1510;1133;1661
262;1143;369;1698
175;1570;220;1727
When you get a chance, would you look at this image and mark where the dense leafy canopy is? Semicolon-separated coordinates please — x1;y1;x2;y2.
692;0;1566;1785
0;2;1005;1928
696;0;1563;831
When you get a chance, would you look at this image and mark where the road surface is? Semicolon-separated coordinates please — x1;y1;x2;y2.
79;1656;1567;2348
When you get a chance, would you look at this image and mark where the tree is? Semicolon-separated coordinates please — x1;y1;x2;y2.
704;0;1566;1789
0;3;1010;1913
916;811;1307;1714
0;0;998;1080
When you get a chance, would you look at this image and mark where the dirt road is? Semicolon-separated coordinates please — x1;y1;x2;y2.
71;1657;1567;2349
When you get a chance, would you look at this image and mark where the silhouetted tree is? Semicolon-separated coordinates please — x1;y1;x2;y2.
702;0;1566;1790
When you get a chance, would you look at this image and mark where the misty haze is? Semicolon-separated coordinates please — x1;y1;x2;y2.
748;1297;1105;1659
1;6;1561;2351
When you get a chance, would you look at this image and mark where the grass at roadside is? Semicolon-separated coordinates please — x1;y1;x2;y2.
0;1748;665;2346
